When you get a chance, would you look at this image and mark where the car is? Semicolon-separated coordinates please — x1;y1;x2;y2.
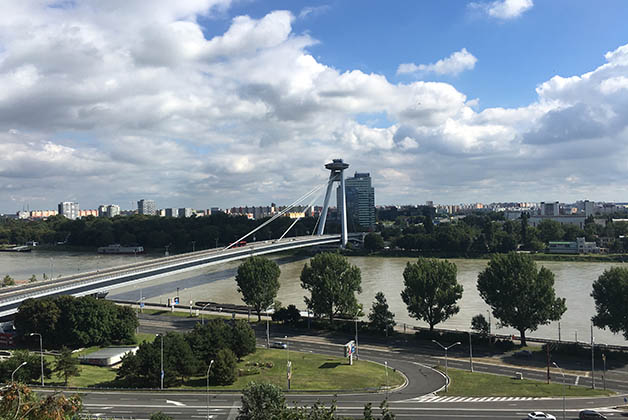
527;411;556;420
579;410;607;419
515;350;533;358
270;341;287;349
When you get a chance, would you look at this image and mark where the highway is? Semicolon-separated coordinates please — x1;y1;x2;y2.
0;234;341;319
63;314;628;419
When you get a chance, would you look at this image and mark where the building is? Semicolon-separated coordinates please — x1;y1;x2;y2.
58;202;80;220
178;208;193;218
548;237;600;254
165;208;179;218
337;172;375;231
107;205;120;217
540;201;560;216
137;199;156;216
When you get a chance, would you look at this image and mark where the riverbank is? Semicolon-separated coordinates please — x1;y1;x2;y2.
344;249;628;263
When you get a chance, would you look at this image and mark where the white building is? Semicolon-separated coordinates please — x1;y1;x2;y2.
137;199;156;216
58;202;80;220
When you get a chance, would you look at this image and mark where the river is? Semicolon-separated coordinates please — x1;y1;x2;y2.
1;251;625;346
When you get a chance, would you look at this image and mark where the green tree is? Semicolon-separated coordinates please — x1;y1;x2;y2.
368;292;396;334
238;382;286;420
0;383;82;420
186;320;232;371
235;256;281;321
477;252;566;346
537;219;565;244
300;252;362;323
591;267;628;339
0;350;52;383
2;274;15;287
29;274;37;283
150;412;173;420
53;346;81;385
232;320;256;360
364;233;384;252
401;258;463;331
211;348;237;386
471;314;489;336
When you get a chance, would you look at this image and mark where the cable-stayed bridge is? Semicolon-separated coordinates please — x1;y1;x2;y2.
0;159;357;318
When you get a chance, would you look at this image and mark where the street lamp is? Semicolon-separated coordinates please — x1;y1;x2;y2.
355;318;359;361
486;310;491;336
432;340;461;392
468;332;473;373
206;360;214;420
12;362;27;383
156;333;164;390
553;362;566;420
28;333;44;386
200;302;212;325
384;361;389;399
285;335;291;390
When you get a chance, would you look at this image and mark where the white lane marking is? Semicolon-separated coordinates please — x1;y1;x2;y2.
166;399;186;407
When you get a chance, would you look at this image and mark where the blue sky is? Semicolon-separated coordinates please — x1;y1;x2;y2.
1;0;628;212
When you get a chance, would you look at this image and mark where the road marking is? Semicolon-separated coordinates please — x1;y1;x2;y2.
399;395;544;403
166;399;186;407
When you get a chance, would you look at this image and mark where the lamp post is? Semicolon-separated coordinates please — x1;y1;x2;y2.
265;307;271;348
486;310;491;336
468;332;474;372
12;362;27;383
432;340;461;391
156;333;164;390
384;361;389;399
206;360;214;420
28;333;44;386
355;318;359;360
200;302;212;325
553;362;566;420
285;336;291;390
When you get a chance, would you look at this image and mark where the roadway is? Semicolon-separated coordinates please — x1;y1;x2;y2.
64;314;628;419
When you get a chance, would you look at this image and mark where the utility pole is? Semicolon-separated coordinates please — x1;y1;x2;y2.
546;343;551;384
591;322;595;389
468;332;473;372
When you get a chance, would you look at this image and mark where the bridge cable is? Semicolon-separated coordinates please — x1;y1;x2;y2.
223;179;331;250
277;182;327;241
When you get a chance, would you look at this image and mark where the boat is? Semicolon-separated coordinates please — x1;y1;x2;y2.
97;244;144;254
0;246;32;253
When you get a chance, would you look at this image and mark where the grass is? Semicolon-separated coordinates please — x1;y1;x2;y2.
438;367;613;397
181;348;405;391
37;347;403;391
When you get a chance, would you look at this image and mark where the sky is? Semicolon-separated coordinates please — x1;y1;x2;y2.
1;0;628;212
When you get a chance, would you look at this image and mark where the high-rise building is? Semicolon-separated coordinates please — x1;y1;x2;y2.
137;199;156;215
58;202;80;220
107;205;120;217
540;201;559;216
337;172;375;231
179;208;193;218
165;208;179;218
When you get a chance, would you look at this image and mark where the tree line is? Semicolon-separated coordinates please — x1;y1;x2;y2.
0;213;337;251
14;295;138;348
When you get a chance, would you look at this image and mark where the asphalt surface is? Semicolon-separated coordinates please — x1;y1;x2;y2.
65;314;628;419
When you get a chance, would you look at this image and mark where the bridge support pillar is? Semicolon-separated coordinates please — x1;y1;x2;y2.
317;159;349;247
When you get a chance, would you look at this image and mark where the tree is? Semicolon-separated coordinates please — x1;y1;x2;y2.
0;383;82;420
2;274;15;287
211;348;237;385
477;252;566;346
235;256;281;321
272;304;302;325
238;382;286;420
186;320;232;370
401;258;463;331
591;267;628;339
368;292;396;334
300;252;362;323
0;350;52;384
29;274;37;283
232;320;256;360
364;233;384;252
53;347;81;386
150;413;173;420
471;314;489;336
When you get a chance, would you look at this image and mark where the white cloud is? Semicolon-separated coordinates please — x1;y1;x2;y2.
397;48;477;76
470;0;533;20
1;3;628;210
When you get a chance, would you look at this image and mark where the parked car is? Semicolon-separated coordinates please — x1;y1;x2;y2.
270;341;288;349
527;411;556;420
579;410;607;419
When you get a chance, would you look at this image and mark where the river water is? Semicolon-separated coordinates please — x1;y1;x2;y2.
1;251;625;346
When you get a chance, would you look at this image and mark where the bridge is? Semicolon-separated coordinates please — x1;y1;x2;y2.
0;158;360;319
0;234;344;319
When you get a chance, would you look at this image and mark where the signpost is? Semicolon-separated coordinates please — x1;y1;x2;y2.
344;340;356;365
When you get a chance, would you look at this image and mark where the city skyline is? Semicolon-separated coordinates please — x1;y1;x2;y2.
1;1;628;212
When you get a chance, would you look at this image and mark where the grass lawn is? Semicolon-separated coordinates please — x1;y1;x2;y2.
181;348;405;391
439;367;613;397
38;347;404;391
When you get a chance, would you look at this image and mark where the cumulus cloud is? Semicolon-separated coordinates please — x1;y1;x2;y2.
470;0;533;20
1;2;628;211
397;48;477;76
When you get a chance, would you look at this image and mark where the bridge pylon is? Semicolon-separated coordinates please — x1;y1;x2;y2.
316;159;349;247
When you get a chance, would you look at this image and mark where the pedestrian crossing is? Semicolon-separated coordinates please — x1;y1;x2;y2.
402;395;547;403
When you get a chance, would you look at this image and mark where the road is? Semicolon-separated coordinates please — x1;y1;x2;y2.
57;315;628;419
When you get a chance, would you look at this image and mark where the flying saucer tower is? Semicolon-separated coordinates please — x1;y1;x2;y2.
316;159;349;247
